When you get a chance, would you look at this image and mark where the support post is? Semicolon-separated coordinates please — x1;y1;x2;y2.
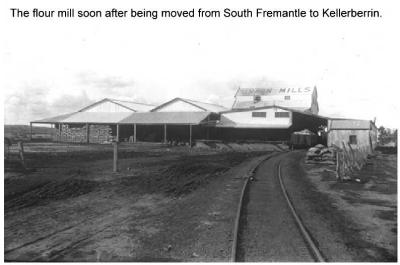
189;124;192;147
336;151;340;181
86;123;90;144
113;141;118;172
59;123;62;142
18;141;26;169
116;124;120;142
164;124;167;144
30;122;33;141
134;124;137;143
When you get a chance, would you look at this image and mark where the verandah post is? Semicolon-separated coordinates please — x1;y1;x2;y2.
189;124;192;147
164;124;167;144
29;122;33;141
113;141;118;172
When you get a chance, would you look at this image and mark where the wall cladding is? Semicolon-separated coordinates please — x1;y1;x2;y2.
57;124;115;143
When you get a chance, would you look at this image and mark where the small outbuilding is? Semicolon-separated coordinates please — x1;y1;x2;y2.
327;119;377;152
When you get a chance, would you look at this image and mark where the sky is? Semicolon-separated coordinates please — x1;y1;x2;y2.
2;0;400;128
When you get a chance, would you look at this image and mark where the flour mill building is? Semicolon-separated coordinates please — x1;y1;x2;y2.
31;86;377;150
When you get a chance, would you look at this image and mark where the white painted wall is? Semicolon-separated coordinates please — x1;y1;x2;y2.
222;108;292;128
233;87;319;114
83;101;132;112
328;130;372;150
154;100;204;112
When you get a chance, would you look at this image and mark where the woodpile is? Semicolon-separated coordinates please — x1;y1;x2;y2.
306;141;371;182
57;124;114;144
89;125;114;143
305;144;337;164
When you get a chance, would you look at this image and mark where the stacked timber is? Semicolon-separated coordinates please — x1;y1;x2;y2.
58;124;114;143
60;124;87;143
89;125;114;144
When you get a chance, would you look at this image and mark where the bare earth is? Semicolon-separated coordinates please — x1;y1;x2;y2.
4;143;273;261
4;143;397;261
281;151;397;262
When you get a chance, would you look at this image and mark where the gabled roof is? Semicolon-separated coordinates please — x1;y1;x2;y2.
120;111;212;125
32;112;77;123
328;119;373;130
79;98;155;112
31;112;133;124
181;98;228;112
151;97;228;112
108;98;155;112
61;112;132;124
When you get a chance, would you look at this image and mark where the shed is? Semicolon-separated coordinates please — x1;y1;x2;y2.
119;111;217;145
327;119;377;151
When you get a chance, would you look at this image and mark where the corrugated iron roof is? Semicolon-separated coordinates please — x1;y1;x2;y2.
62;112;132;124
151;97;227;112
329;119;372;130
180;98;228;112
32;112;77;123
120;111;212;125
79;98;155;112
109;99;155;112
215;115;291;128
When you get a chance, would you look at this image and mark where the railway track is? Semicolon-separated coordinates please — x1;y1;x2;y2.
231;153;326;262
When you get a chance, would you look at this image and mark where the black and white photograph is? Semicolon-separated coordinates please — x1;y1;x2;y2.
2;0;398;262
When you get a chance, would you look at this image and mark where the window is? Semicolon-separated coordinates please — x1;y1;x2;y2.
349;135;357;145
284;95;291;100
253;95;261;103
275;111;290;118
252;112;266;118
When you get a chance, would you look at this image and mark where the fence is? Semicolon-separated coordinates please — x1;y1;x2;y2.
335;141;370;181
4;141;27;171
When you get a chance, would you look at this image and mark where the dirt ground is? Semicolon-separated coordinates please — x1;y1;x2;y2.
4;143;397;261
4;142;274;261
281;151;397;262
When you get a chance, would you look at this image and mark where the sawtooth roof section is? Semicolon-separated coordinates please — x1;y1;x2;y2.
108;98;156;112
181;98;228;112
328;119;373;130
120;111;212;125
61;112;132;124
151;97;228;112
31;112;77;123
79;98;155;112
